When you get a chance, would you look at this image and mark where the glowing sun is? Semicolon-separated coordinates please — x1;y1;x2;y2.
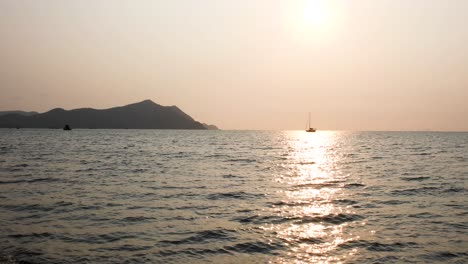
303;0;332;29
286;0;341;41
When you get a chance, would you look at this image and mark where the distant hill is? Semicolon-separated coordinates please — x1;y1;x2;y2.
0;111;38;117
0;100;217;129
202;123;219;130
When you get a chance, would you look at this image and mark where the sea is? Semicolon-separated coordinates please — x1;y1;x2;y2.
0;129;466;263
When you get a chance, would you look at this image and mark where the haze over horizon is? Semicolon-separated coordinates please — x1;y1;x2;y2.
1;0;467;131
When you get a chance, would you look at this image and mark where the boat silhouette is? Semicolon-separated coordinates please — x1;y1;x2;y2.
306;113;316;132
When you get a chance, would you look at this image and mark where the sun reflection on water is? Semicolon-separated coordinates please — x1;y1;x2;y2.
272;131;359;263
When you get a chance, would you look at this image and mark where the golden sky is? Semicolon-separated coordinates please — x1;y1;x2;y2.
1;0;467;130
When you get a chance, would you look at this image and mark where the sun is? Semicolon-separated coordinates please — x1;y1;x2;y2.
285;0;341;41
303;0;331;29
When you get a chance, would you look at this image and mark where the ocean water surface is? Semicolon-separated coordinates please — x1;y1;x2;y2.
0;129;467;263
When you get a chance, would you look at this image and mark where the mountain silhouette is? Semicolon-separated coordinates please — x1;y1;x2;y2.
0;100;216;129
0;111;38;116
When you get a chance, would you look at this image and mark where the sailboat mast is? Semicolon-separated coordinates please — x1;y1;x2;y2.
305;112;316;132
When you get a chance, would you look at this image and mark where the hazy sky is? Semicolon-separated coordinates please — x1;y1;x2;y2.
1;0;467;130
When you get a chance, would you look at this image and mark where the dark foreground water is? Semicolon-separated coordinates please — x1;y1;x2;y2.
0;130;467;263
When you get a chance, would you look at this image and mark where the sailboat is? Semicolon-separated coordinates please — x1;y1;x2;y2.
305;113;316;132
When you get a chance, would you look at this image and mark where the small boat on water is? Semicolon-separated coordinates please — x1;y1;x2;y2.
305;113;316;132
63;124;72;131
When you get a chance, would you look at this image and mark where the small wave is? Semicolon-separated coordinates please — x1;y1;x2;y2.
147;185;206;190
269;200;315;207
28;178;60;183
75;168;95;173
100;244;152;252
423;251;468;261
60;232;140;244
160;152;192;158
12;213;44;222
175;205;217;211
105;202;123;207
344;183;365;188
60;214;111;222
0;179;27;185
296;161;316;165
445;204;467;210
224;158;257;163
79;160;100;165
122;216;156;222
222;174;244;178
236;209;253;213
295;237;325;244
0;177;60;185
155;247;231;258
416;152;431;156
9;232;54;239
333;199;358;205
77;205;103;210
391;187;438;196
380;200;409;205
400;176;430;181
233;214;285;225
160;192;201;199
55;201;73;207
234;213;363;225
370;256;401;262
132;168;147;173
224;241;283;254
204;154;231;158
160;229;234;245
13;164;29;168
253;146;278;150
0;178;61;184
445;222;467;230
289;181;343;190
1;204;54;212
207;191;263;200
296;213;364;225
339;240;418;252
443;187;465;193
6;168;23;172
392;186;465;196
163;215;196;221
408;212;442;219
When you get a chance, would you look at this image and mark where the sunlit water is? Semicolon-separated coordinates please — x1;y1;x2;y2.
0;129;467;263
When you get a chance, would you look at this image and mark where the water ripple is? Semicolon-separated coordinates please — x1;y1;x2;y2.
0;130;466;263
